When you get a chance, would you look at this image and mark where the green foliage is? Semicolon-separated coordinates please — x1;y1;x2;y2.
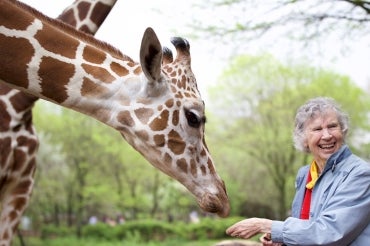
81;223;118;241
37;217;245;243
83;220;182;242
207;53;370;219
40;225;74;239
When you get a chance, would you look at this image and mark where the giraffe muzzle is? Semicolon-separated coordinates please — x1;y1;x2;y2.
199;191;230;218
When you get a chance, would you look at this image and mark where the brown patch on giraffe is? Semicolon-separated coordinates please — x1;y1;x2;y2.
153;134;165;147
83;45;106;64
172;110;179;126
10;92;37;113
207;158;216;174
0;35;33;89
17;136;30;147
149;110;169;131
81;77;110;98
82;64;115;83
177;75;186;89
167;130;186;154
136;98;152;105
13;181;32;196
190;159;197;177
77;1;90;21
200;165;207;176
13;149;26;172
134;66;142;75
26;118;36;133
135;108;154;124
35;25;78;59
93;108;110;123
175;92;183;99
9;200;26;221
177;158;188;173
117;111;135;127
57;9;76;28
0;101;11;132
91;2;113;27
165;99;174;108
28;138;38;154
200;148;207;157
39;57;73;103
157;105;163;111
110;62;129;76
135;130;149;142
164;152;172;165
22;158;36;177
16;136;37;158
3;231;10;240
0;138;11;167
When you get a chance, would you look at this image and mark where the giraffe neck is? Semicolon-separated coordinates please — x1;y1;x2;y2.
0;0;136;125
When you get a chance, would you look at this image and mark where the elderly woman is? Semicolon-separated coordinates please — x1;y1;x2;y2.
226;97;370;245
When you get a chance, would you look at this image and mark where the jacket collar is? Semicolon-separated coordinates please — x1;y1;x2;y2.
322;144;352;174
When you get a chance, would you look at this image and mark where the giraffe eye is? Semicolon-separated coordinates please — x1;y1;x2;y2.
185;109;202;128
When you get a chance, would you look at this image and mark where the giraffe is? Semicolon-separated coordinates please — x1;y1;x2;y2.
0;0;117;245
0;0;229;236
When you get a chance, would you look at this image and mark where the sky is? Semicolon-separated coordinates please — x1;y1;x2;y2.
21;0;370;100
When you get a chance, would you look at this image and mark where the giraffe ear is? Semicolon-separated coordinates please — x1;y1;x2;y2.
139;27;163;83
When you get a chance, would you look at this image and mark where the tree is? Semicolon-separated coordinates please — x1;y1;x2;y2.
26;132;69;228
192;0;370;45
208;54;370;219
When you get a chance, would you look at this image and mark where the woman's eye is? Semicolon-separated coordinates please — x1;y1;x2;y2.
329;124;339;129
185;110;201;128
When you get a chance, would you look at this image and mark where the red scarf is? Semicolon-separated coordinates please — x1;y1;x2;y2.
300;170;312;220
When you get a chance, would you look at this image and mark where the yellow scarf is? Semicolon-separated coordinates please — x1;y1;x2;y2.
306;160;319;190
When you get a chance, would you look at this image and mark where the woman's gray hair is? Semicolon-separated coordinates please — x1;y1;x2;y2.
293;97;349;153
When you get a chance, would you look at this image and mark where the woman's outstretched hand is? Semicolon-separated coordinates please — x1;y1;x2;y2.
226;218;272;239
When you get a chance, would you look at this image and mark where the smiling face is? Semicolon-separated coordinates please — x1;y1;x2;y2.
304;110;344;169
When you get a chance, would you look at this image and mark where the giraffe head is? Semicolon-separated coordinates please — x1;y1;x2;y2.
117;28;230;217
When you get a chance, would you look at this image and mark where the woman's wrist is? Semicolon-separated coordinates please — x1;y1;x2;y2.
259;218;273;234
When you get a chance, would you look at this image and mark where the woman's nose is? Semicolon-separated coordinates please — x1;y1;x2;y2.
321;128;332;138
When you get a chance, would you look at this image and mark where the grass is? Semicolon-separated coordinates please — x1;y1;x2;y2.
13;237;262;246
13;236;225;246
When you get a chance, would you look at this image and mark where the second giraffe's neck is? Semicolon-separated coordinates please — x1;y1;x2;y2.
58;0;117;35
0;0;142;125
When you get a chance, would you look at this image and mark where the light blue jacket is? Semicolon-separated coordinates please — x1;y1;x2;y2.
271;145;370;245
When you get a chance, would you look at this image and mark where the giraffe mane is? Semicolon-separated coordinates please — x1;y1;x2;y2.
13;0;133;62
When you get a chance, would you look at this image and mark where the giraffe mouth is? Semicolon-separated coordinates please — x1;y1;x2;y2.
199;192;230;217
